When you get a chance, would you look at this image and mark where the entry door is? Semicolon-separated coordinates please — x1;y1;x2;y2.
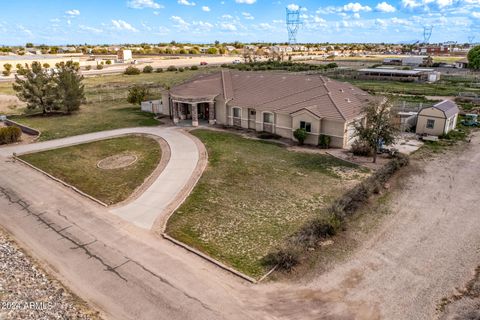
248;108;256;129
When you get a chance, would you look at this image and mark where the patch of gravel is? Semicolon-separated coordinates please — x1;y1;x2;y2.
0;230;101;320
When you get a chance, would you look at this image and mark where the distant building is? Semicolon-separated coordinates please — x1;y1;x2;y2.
358;68;440;83
117;49;132;62
455;58;469;69
416;101;459;136
383;56;431;67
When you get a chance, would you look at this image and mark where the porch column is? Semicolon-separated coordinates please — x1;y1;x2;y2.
173;101;179;124
191;103;199;127
208;102;215;125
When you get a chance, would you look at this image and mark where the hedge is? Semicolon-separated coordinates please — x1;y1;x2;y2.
263;153;409;271
0;126;21;145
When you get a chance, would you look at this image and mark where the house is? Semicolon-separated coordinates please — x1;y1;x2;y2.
165;71;374;148
455;58;469;69
416;100;459;136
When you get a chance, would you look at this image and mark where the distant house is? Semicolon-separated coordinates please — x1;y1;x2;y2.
117;49;132;62
225;46;236;52
455;58;469;69
416;100;459;136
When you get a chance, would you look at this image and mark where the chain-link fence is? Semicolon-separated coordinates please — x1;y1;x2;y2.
84;86;165;104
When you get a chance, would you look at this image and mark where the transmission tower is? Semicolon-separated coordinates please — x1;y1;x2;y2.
286;7;302;44
423;25;433;44
468;36;475;44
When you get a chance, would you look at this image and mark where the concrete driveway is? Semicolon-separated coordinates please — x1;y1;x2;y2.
0;126;205;230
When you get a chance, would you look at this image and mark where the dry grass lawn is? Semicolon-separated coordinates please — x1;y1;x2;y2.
166;130;369;278
19;135;161;205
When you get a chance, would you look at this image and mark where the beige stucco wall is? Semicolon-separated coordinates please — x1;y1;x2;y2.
416;107;447;136
291;112;321;145
215;99;227;124
320;119;347;148
161;94;170;116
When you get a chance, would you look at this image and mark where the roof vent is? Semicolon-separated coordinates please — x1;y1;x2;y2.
339;89;344;92
345;98;351;103
282;76;286;80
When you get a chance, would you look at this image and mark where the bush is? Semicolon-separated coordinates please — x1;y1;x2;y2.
143;65;153;73
293;128;308;145
96;64;103;70
85;65;92;71
105;60;112;65
190;65;198;70
178;67;184;72
318;134;331;149
167;65;177;72
262;245;301;272
351;140;373;156
127;85;149;105
0;126;22;145
155;68;163;73
124;66;141;75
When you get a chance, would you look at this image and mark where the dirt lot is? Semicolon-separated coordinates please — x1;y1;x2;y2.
0;94;24;115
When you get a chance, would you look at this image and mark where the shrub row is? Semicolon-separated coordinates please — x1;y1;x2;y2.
222;61;338;72
0;126;22;145
263;153;409;271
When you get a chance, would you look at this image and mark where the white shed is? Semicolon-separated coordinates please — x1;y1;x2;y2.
416;100;459;136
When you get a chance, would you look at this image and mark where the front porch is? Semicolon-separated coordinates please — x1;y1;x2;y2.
172;100;216;127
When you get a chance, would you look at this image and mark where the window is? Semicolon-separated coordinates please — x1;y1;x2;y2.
233;107;241;118
300;121;312;133
249;109;256;116
263;113;274;124
426;119;435;129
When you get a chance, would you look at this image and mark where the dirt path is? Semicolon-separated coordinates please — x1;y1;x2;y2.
257;133;480;319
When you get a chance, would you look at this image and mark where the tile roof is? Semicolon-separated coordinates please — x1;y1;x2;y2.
170;70;372;121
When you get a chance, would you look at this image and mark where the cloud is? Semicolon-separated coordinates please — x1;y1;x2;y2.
242;12;254;19
127;0;163;9
219;23;237;31
79;25;103;33
170;16;190;30
111;19;138;32
376;2;396;12
235;0;256;4
65;9;80;16
473;11;480;18
202;6;210;11
178;0;196;6
287;3;300;10
342;2;372;12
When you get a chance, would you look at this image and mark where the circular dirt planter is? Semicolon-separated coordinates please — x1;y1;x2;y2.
97;154;138;170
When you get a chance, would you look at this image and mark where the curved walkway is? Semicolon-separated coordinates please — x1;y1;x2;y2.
0;126;204;230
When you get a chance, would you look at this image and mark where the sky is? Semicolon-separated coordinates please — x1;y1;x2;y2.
0;0;479;45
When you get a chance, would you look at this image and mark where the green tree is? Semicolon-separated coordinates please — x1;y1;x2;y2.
13;62;56;115
25;42;34;48
293;128;308;145
2;63;12;76
54;61;86;114
206;47;218;54
127;85;149;105
467;45;480;70
43;63;50;69
354;99;397;163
